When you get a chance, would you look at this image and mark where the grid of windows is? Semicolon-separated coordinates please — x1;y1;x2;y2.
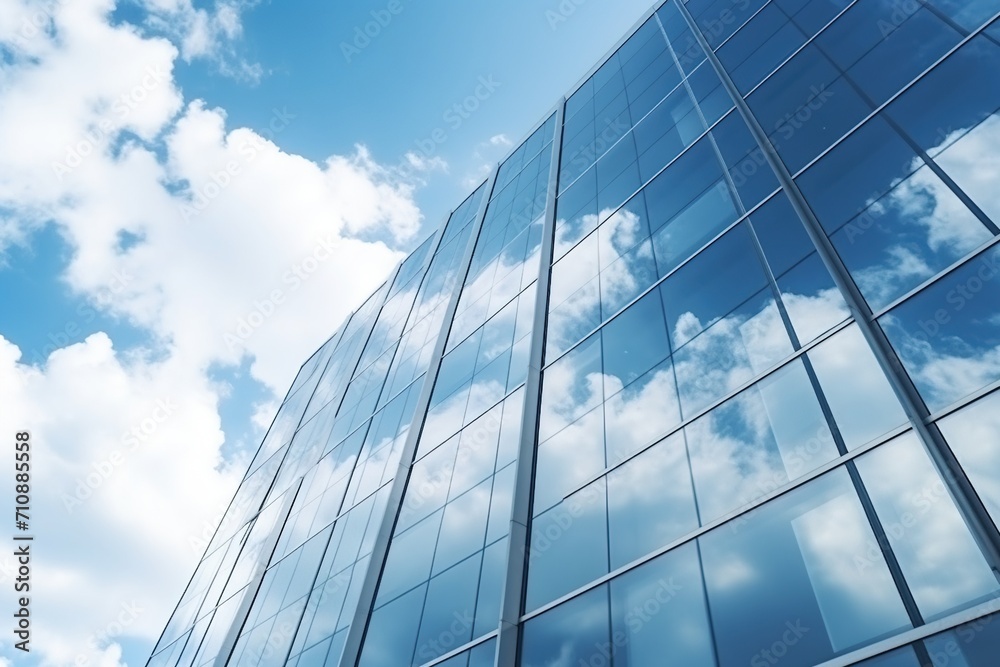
151;2;1000;666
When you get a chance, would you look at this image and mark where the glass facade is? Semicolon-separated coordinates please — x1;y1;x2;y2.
150;1;1000;666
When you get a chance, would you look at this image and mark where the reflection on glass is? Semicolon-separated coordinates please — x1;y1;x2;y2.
922;612;1000;665
376;510;441;605
521;586;610;667
829;161;991;312
604;356;682;465
539;332;603;443
938;390;1000;528
886;34;1000;226
687;360;839;525
414;554;481;664
607;432;699;569
534;405;605;516
856;433;1000;621
701;469;911;667
357;584;425;667
879;246;1000;413
610;541;716;667
526;479;609;611
808;325;908;449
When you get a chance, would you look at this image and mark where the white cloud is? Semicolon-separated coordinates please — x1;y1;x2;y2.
0;333;244;667
141;0;263;81
0;0;426;665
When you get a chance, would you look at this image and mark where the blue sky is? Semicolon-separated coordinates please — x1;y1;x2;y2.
0;1;652;665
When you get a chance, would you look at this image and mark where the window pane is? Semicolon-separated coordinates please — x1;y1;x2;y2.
610;541;716;666
856;433;1000;621
534;405;604;516
526;479;609;611
879;246;1000;412
377;510;442;605
938;390;1000;529
539;332;603;443
604;356;682;465
521;586;610;667
807;325;908;449
414;554;481;664
687;359;840;524
358;584;425;667
701;469;911;667
602;289;671;392
607;432;699;568
434;478;491;575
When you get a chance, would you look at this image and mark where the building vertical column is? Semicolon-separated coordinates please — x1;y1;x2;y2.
208;260;404;667
495;99;565;667
338;169;498;667
668;0;1000;578
212;476;303;667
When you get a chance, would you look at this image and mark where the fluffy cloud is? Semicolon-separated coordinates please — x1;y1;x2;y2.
0;0;425;665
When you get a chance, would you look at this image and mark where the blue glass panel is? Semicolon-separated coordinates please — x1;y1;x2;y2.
856;433;1000;620
521;586;610;667
414;554;481;664
807;325;908;450
357;584;426;667
701;469;911;667
607;432;699;568
609;541;716;666
687;359;839;524
879;246;1000;412
526;479;609;611
938;389;1000;529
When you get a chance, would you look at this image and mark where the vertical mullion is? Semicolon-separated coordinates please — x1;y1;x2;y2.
671;0;1000;594
212;476;304;667
338;168;499;667
495;99;566;667
278;220;453;667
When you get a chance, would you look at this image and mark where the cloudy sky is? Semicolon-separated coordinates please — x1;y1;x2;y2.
0;0;655;666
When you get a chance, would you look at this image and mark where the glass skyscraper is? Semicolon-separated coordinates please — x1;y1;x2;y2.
148;1;1000;665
